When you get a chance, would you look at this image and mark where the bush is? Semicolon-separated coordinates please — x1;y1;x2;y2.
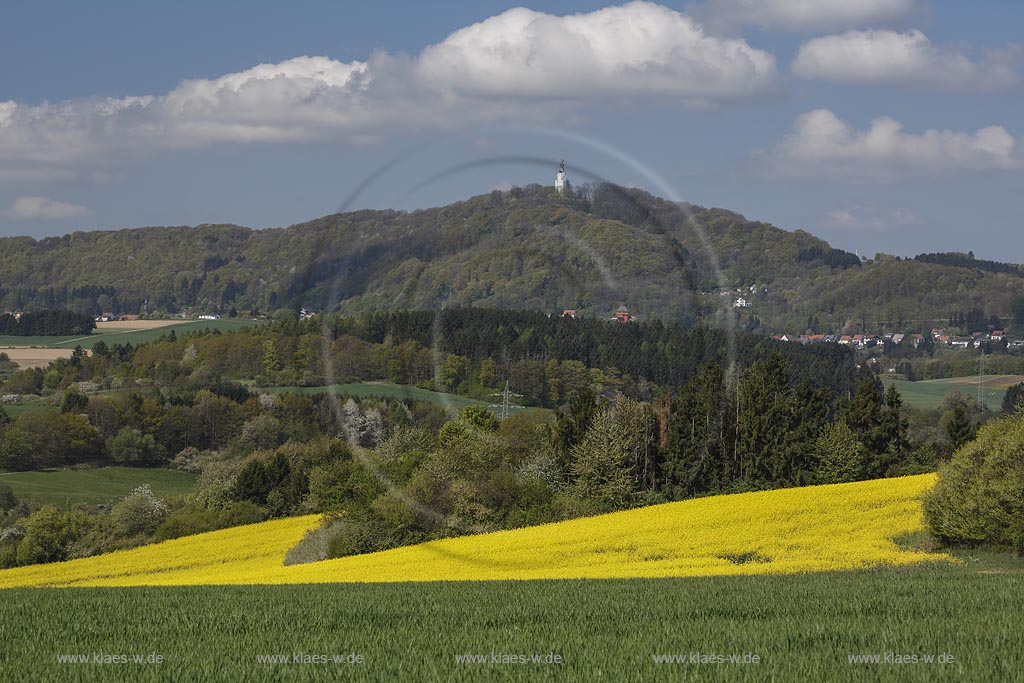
0;483;18;512
153;501;268;541
923;411;1024;551
15;506;92;565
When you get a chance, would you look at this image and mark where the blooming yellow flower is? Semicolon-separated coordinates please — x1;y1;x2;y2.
0;474;946;588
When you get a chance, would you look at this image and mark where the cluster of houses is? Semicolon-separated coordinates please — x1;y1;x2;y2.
96;312;140;322
773;328;1024;350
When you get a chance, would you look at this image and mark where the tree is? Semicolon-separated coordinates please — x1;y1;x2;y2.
814;422;868;484
942;398;976;451
439;354;470;392
567;401;641;512
735;354;822;485
234;459;271;505
106;427;166;466
842;377;908;477
60;389;88;414
479;358;497;387
555;386;598;467
110;485;169;536
237;414;283;452
0;482;18;512
460;405;499;433
1003;382;1024;414
262;340;282;377
663;361;732;497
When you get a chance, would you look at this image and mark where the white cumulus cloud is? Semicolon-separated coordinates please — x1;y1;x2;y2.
692;0;916;32
793;29;1020;90
0;3;777;182
417;3;777;102
756;109;1020;179
5;196;91;220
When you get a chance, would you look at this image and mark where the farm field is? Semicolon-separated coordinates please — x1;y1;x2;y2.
0;348;75;369
3;571;1022;682
0;467;197;507
0;474;940;588
0;318;260;355
885;376;1023;409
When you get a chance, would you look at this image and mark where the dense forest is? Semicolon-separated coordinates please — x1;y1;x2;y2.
1;184;1022;335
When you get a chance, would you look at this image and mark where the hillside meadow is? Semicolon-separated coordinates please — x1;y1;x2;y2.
885;376;1022;410
0;467;197;507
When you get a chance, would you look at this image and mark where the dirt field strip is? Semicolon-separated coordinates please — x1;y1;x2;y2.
0;348;77;369
1;320;187;368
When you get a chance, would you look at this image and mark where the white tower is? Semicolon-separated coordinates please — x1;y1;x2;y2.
555;159;567;194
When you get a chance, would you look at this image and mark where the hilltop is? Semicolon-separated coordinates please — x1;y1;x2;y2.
1;183;1022;334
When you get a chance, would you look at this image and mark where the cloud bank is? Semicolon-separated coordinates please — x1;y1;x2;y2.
0;2;777;182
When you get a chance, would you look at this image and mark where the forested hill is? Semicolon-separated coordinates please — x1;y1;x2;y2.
1;183;1022;335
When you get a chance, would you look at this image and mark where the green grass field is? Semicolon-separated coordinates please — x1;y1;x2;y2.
0;319;259;350
260;382;535;415
2;567;1021;682
1;398;51;418
886;376;1022;410
0;467;197;507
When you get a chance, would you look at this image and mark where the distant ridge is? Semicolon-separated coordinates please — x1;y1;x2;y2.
0;183;1021;335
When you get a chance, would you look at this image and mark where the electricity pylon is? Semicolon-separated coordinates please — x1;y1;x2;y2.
488;380;524;419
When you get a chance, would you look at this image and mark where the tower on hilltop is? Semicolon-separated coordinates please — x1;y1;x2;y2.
555;160;567;194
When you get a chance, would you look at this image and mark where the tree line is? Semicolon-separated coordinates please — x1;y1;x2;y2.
0;310;95;336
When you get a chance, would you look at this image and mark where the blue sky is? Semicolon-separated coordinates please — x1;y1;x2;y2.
1;0;1021;261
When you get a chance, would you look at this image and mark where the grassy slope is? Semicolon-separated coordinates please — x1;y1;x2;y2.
3;572;1022;682
260;382;537;416
886;377;1020;409
0;319;259;350
0;467;197;507
260;382;488;408
0;475;940;587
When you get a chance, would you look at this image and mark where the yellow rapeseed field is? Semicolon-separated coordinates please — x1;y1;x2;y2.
0;474;946;588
